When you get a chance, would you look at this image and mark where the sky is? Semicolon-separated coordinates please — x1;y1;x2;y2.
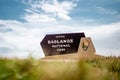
0;0;120;58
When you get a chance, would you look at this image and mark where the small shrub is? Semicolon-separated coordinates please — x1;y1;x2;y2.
107;57;120;74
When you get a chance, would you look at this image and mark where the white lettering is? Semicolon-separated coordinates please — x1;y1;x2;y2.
52;44;70;48
57;48;65;51
56;35;65;38
47;39;73;44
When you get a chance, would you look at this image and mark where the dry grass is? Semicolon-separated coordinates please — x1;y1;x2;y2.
0;53;120;80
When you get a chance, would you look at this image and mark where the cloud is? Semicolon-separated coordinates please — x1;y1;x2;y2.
23;13;56;22
0;20;44;58
22;0;76;22
0;47;12;53
1;0;120;59
96;7;118;15
0;19;120;58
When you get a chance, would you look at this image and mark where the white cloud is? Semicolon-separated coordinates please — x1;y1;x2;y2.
0;19;120;58
1;0;120;59
22;0;76;22
23;13;56;22
0;20;45;58
96;7;118;15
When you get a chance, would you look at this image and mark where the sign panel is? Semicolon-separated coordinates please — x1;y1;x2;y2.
40;33;85;56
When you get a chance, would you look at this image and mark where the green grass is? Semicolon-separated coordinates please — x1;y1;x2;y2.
0;56;120;80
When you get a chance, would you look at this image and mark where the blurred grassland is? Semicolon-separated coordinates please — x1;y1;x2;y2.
0;56;120;80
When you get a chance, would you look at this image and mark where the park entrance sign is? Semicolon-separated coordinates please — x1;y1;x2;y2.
40;33;85;56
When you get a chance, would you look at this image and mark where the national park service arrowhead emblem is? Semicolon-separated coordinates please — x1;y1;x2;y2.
82;39;90;51
78;37;96;54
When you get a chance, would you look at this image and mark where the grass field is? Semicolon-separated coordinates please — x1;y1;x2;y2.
0;54;120;80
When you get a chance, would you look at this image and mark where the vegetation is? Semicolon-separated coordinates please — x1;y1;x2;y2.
0;56;120;80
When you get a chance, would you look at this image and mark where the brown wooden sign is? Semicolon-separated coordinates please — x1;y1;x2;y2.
40;33;85;56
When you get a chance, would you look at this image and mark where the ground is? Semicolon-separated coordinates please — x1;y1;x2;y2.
0;53;120;80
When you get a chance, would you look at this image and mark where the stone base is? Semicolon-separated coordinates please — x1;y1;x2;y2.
78;37;96;54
